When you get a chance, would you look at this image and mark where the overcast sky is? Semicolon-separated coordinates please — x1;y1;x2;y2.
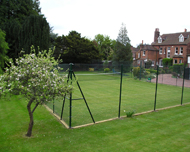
40;0;190;47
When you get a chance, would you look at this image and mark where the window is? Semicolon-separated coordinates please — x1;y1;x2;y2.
174;59;178;64
167;47;170;58
138;53;140;58
151;61;155;66
180;47;183;54
179;34;184;42
137;60;140;64
143;50;145;56
175;47;178;54
159;59;163;67
159;48;162;54
158;36;162;43
179;59;182;63
133;58;135;60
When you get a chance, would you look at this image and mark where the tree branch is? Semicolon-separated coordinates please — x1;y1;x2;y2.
32;102;40;113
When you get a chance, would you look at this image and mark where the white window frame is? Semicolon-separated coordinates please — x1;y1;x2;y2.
158;36;162;43
151;61;155;66
159;48;162;54
180;47;183;55
143;50;145;56
167;47;170;58
138;53;140;58
159;59;163;67
179;34;184;42
175;47;178;55
179;59;182;63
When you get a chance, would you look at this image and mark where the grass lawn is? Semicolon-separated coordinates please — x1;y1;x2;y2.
1;94;190;152
47;73;190;127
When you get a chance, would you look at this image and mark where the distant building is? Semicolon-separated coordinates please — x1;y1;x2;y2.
133;28;190;67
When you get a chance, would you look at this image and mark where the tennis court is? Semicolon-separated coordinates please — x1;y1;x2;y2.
46;64;190;128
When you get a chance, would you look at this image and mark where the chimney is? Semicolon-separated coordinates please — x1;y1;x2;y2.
142;40;143;45
154;28;160;42
184;28;187;32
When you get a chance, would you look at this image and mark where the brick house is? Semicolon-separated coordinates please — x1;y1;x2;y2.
134;28;190;68
134;42;158;67
152;28;190;67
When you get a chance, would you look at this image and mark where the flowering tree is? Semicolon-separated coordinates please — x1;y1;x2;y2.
0;47;73;137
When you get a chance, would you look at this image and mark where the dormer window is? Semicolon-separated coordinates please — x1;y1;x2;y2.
179;34;184;42
158;36;162;43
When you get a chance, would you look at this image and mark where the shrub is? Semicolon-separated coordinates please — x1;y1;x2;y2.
163;58;173;67
124;110;135;117
133;67;140;77
173;63;184;74
145;60;152;69
104;68;110;73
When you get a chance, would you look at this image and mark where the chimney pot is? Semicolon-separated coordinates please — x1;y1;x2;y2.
142;40;143;45
185;28;187;32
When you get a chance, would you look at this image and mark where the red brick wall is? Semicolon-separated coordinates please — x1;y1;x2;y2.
153;45;188;64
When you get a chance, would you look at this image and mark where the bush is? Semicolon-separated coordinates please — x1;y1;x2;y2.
104;68;110;73
173;63;184;74
124;110;135;117
146;68;157;74
133;67;140;78
163;58;173;67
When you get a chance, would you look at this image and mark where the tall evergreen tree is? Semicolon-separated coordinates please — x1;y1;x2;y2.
0;0;49;60
112;23;132;64
0;29;9;73
19;15;50;54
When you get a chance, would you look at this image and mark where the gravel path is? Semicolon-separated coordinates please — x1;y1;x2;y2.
151;74;190;88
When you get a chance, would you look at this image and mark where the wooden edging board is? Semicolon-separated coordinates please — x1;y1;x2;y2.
44;102;190;129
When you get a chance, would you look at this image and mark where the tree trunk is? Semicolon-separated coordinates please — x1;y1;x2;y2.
26;98;34;137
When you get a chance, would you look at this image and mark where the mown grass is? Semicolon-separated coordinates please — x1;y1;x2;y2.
1;94;190;152
47;73;190;127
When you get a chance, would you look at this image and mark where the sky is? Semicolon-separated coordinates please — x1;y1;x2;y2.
40;0;190;47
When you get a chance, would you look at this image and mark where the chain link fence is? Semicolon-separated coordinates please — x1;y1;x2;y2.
46;63;190;128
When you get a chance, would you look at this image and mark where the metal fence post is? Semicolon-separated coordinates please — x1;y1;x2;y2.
181;66;185;105
69;63;74;128
154;65;159;111
118;64;123;118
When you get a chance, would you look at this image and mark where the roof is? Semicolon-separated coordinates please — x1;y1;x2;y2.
140;45;158;51
152;31;190;45
131;46;139;52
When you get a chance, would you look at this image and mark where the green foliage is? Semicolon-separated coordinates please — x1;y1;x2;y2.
112;23;132;64
145;60;152;69
55;31;101;63
162;58;173;67
0;46;73;136
94;34;116;60
145;69;157;74
124;110;135;117
104;68;110;73
173;63;184;74
133;67;140;78
103;60;109;68
19;15;50;54
0;29;9;73
0;0;48;60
